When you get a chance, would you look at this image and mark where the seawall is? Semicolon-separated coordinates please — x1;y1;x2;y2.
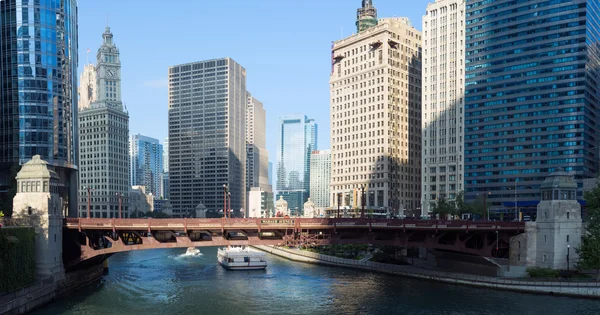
253;245;600;299
0;264;104;315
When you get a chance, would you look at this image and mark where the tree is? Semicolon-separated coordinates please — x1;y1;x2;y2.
0;165;20;217
431;196;456;220
578;182;600;280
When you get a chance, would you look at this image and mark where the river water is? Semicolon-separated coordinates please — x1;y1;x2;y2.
33;247;600;315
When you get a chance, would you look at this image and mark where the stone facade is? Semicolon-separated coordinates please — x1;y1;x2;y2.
275;196;289;217
12;155;64;280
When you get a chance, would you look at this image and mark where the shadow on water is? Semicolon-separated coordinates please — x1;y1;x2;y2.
30;247;600;315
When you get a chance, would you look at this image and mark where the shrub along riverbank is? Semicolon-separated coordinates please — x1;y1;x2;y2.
0;227;36;293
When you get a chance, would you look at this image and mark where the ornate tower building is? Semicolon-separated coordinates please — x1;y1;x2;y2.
356;0;378;33
78;26;130;218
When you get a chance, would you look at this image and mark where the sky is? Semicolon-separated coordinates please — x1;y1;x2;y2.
77;0;432;167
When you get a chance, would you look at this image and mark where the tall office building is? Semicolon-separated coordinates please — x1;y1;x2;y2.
0;0;79;217
330;16;422;216
268;161;273;190
162;137;169;199
130;134;164;198
78;64;97;111
246;92;270;191
276;114;317;214
168;58;246;217
78;26;130;218
356;0;378;33
465;0;600;217
310;150;331;209
421;0;466;216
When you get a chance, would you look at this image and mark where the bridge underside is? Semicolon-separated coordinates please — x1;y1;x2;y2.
63;226;514;268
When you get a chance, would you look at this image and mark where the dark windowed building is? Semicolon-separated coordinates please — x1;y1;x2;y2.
0;0;79;216
464;0;600;218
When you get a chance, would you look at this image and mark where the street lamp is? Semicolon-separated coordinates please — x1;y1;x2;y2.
567;244;571;271
496;230;499;255
228;192;231;218
223;184;227;218
337;193;342;218
483;192;491;221
360;185;366;218
115;193;123;219
85;186;93;218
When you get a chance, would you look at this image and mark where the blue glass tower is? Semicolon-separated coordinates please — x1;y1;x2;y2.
130;134;164;198
276;114;317;214
464;0;600;217
0;0;79;216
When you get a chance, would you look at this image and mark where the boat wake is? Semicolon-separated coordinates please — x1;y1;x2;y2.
176;247;203;258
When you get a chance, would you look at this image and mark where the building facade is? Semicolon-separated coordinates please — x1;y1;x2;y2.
78;26;130;218
310;150;331;209
421;0;466;216
247;187;274;218
276;114;317;212
246;92;270;192
464;0;600;217
130;134;163;198
330;16;423;217
163;137;169;199
78;64;97;111
0;0;79;217
129;185;154;216
168;58;246;217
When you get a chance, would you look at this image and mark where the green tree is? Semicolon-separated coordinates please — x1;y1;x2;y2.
0;165;20;217
147;211;170;218
578;182;600;280
431;196;456;220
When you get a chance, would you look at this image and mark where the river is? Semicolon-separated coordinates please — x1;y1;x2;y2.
32;247;600;315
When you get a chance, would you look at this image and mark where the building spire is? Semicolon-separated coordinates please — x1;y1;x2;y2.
356;0;378;33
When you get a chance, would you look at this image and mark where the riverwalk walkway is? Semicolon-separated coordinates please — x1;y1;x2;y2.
253;245;600;299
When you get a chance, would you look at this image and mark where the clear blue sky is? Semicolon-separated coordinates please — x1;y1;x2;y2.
77;0;432;165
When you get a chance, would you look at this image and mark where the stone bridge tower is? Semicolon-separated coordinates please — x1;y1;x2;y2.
12;155;65;280
535;168;582;269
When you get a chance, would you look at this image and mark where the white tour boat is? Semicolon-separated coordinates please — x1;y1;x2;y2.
217;246;267;270
185;247;201;256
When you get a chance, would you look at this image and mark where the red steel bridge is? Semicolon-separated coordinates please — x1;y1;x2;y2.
63;218;525;268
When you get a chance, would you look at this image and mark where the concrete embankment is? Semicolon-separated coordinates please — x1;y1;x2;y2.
253;245;600;299
0;264;104;315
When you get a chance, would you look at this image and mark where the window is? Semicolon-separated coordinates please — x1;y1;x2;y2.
544;235;547;243
567;212;570;219
567;235;570;242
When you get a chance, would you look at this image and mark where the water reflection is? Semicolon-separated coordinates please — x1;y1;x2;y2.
32;247;600;315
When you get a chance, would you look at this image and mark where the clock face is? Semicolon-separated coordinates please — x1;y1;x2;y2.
107;69;116;78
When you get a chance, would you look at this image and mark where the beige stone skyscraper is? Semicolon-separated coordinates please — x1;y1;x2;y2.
330;16;422;217
421;0;465;216
78;64;97;111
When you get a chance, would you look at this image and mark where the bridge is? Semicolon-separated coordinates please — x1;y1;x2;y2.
63;218;525;268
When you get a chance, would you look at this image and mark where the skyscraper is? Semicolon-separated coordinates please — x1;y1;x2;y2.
246;92;270;192
330;16;422;217
0;0;79;217
163;137;169;199
78;26;130;218
78;64;97;111
276;114;317;214
464;0;600;217
310;150;331;210
356;0;378;33
168;58;246;217
421;0;466;216
130;134;164;198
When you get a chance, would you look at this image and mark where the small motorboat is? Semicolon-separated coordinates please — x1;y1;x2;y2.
185;247;201;256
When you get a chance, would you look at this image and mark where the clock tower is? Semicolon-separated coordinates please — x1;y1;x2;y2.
95;26;122;110
78;26;130;219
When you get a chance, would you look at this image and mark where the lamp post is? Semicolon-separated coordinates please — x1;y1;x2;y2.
567;244;571;271
360;185;366;218
514;178;518;222
228;192;231;218
86;186;92;218
337;193;342;218
223;184;227;218
496;230;499;255
116;193;123;219
483;192;491;221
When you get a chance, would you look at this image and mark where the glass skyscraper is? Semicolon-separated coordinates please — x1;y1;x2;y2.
276;114;317;214
464;0;600;217
0;0;79;216
130;134;163;198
